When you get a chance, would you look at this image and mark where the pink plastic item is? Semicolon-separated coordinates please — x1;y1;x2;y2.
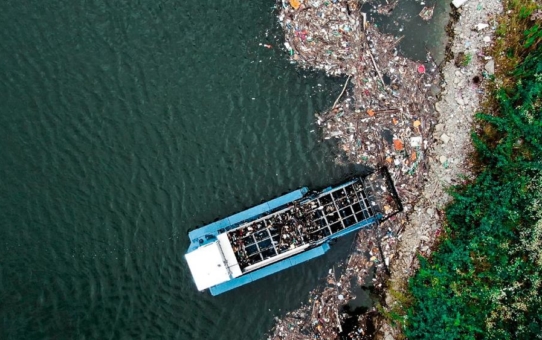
417;64;426;74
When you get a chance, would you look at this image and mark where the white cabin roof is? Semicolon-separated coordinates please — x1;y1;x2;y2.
216;234;243;278
185;239;241;291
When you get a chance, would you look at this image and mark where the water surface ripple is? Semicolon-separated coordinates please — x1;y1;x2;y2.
0;1;361;339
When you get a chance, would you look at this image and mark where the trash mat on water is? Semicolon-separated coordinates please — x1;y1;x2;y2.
277;0;439;186
419;5;435;21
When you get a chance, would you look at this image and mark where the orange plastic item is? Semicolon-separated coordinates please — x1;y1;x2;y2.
289;0;301;10
411;152;417;161
367;109;375;116
392;118;398;125
413;120;421;127
393;139;404;151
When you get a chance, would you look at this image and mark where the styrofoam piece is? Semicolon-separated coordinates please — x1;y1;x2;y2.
452;0;469;8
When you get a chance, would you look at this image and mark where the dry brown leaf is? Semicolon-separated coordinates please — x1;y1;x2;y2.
392;118;398;125
393;139;404;151
386;156;393;163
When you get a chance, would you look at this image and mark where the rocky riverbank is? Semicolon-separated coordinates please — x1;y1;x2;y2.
377;0;503;338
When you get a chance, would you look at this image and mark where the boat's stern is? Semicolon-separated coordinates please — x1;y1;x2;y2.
185;236;242;291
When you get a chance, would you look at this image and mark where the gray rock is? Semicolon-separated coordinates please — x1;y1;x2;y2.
485;60;495;75
430;85;440;96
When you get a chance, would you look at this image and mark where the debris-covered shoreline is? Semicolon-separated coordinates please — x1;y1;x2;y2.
269;0;442;338
270;226;399;340
378;0;503;338
268;0;502;338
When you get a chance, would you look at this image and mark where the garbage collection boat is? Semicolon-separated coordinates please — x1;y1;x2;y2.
185;168;401;296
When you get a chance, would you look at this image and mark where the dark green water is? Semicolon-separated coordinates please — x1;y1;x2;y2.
364;0;451;64
0;1;363;339
0;0;450;338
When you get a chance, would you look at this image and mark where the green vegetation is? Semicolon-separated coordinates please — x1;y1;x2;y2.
489;0;540;91
454;52;473;68
404;1;542;338
461;52;472;67
376;284;413;332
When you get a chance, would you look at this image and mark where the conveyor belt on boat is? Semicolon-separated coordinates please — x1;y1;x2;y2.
227;177;381;270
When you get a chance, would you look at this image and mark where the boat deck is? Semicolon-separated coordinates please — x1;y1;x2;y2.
227;179;377;270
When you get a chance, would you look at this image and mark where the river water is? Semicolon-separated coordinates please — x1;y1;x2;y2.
0;0;447;339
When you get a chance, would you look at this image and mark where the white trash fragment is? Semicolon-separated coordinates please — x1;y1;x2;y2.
410;136;423;147
475;23;489;31
284;41;292;51
452;0;469;8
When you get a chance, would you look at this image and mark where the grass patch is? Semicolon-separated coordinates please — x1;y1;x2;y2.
461;52;473;67
377;282;413;329
487;0;541;89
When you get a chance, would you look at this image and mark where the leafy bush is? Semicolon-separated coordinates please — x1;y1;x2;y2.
405;27;542;339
